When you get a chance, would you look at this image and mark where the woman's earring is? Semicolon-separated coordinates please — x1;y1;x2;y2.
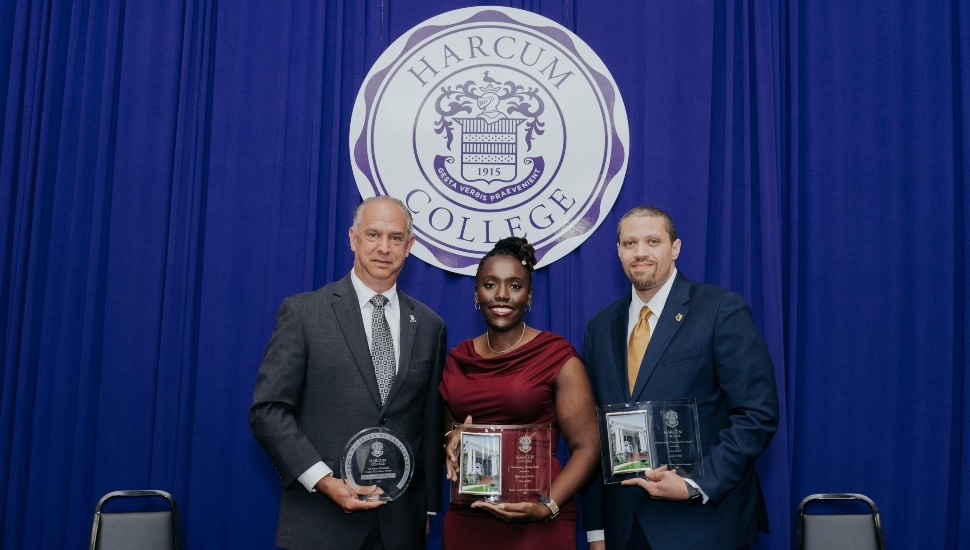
474;301;481;310
526;303;532;313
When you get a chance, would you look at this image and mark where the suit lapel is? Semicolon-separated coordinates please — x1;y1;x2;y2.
631;274;691;400
387;290;418;406
332;277;384;407
609;304;632;400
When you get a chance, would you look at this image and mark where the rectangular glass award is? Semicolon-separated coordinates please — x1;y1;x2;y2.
597;399;704;484
451;423;552;505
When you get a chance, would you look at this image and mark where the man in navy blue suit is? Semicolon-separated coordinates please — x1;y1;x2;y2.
582;206;779;549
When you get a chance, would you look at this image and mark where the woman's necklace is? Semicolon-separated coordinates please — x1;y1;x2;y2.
486;323;527;354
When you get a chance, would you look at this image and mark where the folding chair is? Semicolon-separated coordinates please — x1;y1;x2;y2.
89;490;181;550
796;493;886;550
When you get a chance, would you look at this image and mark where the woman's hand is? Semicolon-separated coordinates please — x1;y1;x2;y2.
470;500;553;523
444;415;473;482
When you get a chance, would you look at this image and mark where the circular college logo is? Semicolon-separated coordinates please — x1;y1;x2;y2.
350;7;629;275
370;440;385;457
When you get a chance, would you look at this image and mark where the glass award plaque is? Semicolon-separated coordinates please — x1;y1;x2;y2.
597;399;704;484
450;423;552;505
340;427;414;501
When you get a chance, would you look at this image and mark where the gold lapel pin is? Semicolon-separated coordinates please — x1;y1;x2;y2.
675;313;683;322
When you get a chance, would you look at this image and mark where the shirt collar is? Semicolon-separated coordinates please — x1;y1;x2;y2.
349;270;399;310
630;268;678;318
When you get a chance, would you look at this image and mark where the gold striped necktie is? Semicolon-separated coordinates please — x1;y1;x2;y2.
627;306;651;394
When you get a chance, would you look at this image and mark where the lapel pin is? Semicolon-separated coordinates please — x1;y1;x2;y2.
409;314;416;323
675;313;683;322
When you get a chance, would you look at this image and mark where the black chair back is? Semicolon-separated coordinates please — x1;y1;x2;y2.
90;490;180;550
796;493;886;550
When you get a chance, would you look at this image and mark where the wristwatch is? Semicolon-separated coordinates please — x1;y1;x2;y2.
685;481;702;506
539;496;560;520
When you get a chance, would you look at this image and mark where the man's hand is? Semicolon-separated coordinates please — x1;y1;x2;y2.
619;465;691;501
588;541;606;550
314;475;386;513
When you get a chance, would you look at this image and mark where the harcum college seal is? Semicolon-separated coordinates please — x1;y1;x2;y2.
350;7;629;275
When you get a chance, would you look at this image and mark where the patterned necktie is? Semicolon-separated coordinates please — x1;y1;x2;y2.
627;306;651;394
369;294;395;404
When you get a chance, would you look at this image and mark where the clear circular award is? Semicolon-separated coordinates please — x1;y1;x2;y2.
340;427;414;501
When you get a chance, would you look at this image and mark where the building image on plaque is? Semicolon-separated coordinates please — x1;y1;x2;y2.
605;411;651;474
459;433;502;495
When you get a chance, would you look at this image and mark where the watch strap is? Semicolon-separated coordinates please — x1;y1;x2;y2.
540;496;560;519
685;481;702;506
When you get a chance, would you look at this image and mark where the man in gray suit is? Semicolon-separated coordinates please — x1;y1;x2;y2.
250;196;447;550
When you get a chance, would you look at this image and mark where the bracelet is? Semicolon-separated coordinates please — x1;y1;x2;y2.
540;497;560;520
442;430;454;443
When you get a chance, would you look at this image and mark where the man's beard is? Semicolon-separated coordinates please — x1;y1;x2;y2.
629;270;657;292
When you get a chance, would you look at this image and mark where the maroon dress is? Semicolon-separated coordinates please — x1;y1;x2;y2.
439;331;579;549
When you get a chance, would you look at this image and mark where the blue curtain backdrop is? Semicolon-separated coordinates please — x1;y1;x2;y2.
1;1;967;548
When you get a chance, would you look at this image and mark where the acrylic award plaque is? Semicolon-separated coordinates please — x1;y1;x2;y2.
451;423;552;505
597;399;704;484
340;427;414;501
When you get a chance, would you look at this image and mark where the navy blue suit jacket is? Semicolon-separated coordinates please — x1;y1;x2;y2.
582;272;778;549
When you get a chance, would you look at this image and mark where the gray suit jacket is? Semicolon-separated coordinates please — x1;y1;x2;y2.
250;274;447;550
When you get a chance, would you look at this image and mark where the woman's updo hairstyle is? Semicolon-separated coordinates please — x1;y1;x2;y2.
477;236;537;276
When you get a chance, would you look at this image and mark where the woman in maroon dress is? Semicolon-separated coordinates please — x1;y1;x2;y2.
440;237;600;549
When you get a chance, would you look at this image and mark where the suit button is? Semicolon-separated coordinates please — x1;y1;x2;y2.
380;416;388;424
